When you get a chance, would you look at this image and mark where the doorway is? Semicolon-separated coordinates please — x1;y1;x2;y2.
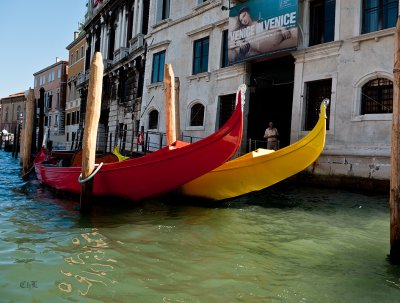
247;56;295;149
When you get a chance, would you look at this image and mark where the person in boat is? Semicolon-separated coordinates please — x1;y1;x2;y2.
264;121;279;150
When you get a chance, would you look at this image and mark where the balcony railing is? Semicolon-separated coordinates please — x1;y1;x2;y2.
103;59;113;69
76;71;89;86
113;47;129;63
129;34;144;52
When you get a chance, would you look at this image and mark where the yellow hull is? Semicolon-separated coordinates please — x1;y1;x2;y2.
180;102;327;200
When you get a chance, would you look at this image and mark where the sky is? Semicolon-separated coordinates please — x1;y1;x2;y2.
0;0;87;98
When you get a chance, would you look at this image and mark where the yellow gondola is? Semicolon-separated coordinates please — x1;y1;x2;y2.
179;99;328;201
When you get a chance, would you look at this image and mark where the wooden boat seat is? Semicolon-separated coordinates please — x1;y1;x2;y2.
70;150;119;167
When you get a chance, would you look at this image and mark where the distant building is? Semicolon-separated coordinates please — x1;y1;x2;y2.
66;31;86;150
33;59;68;149
0;92;26;134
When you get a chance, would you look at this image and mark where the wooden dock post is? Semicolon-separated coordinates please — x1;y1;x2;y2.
164;64;179;145
37;87;45;150
174;77;181;140
390;16;400;264
12;124;17;158
22;89;35;178
80;52;104;213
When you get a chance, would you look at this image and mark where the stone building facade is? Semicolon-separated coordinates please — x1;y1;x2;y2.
142;0;248;153
292;0;397;184
0;92;26;135
79;0;149;153
71;0;397;185
66;32;86;150
33;59;68;149
139;0;398;186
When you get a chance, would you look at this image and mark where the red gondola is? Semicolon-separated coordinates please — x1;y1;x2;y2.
34;85;245;201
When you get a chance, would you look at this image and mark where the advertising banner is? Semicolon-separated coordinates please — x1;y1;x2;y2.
228;0;298;64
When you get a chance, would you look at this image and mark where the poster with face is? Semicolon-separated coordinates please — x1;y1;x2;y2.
228;0;298;64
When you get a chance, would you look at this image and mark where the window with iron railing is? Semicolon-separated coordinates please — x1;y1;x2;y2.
190;103;205;126
218;94;236;129
361;78;393;114
304;79;331;130
148;110;159;129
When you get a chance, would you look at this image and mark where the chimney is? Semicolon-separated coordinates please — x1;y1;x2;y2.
56;57;60;63
74;31;79;40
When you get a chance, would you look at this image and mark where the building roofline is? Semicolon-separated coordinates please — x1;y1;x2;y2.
33;60;68;76
66;31;86;50
8;92;25;97
0;92;26;102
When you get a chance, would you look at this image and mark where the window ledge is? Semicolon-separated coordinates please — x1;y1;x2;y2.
294;40;342;62
351;28;395;51
186;24;214;37
152;18;171;30
187;72;211;83
194;0;211;11
186;125;205;131
215;64;247;81
147;82;164;92
351;113;392;122
147;40;171;51
299;129;334;137
193;0;222;13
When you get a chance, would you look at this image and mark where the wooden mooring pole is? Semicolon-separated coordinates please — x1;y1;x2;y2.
22;89;35;178
164;64;179;145
174;76;181;140
390;16;400;264
80;52;103;213
38;87;45;150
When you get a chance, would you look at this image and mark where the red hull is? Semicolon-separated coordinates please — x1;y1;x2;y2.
34;86;245;201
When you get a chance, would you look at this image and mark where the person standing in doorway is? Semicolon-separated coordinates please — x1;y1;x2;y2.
264;122;279;150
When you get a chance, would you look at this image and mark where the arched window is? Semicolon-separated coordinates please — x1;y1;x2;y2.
361;78;393;114
190;103;205;126
148;109;159;129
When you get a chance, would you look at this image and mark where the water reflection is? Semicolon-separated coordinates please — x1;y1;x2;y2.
1;150;400;302
58;228;117;296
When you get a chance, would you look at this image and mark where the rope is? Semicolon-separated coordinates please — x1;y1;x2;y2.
20;164;35;180
78;162;104;184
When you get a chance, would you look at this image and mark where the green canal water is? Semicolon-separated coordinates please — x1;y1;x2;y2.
1;150;400;303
